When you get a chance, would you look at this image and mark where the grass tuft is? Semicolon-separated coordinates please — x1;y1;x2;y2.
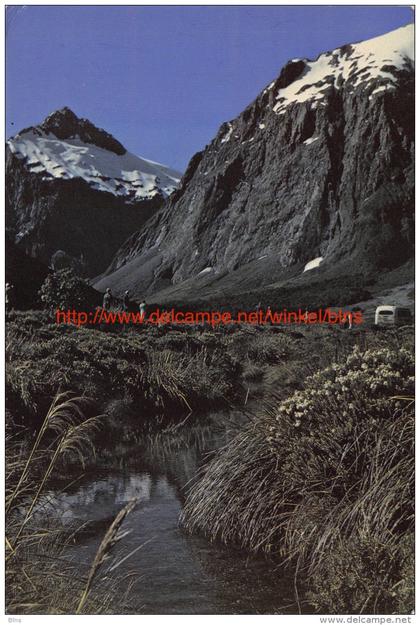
181;346;414;613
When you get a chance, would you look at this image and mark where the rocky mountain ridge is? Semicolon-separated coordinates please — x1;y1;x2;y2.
6;108;181;275
95;24;414;302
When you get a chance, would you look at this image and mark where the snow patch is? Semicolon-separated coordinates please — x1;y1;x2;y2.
197;267;213;276
303;136;319;145
262;81;276;95
303;257;323;272
221;123;233;144
369;85;391;100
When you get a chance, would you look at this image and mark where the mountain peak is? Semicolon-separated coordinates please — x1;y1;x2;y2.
7;109;182;203
42;106;79;127
269;23;414;115
34;107;127;155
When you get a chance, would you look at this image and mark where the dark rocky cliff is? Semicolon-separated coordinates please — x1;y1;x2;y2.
27;107;127;155
97;25;414;300
6;150;162;276
6;108;180;276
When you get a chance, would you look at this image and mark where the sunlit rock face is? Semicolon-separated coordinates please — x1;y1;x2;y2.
99;25;414;298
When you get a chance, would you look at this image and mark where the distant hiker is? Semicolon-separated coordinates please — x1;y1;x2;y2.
343;312;353;330
122;290;130;312
6;283;14;314
139;300;146;317
103;288;112;311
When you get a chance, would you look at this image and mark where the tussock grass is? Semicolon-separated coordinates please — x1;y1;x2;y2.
6;394;140;614
181;346;414;613
140;346;239;419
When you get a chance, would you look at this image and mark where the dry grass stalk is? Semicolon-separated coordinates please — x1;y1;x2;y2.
76;498;138;614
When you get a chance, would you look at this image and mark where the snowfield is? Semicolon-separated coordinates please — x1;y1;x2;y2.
7;130;182;201
272;24;414;114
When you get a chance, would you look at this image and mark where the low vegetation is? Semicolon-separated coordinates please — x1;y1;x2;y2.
5;307;415;614
181;345;414;613
6;311;242;430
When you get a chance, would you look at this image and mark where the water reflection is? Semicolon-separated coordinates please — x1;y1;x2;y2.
42;415;297;614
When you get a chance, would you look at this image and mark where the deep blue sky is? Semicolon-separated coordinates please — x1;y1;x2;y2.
6;5;413;171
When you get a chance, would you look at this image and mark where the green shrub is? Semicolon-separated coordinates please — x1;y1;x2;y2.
182;346;414;613
39;268;96;311
308;532;414;614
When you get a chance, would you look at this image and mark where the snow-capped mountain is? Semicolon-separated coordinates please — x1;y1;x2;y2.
6;108;182;276
7;107;181;201
270;24;414;115
96;24;414;302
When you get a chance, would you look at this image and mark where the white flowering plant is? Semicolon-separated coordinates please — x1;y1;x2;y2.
271;346;413;436
182;345;414;613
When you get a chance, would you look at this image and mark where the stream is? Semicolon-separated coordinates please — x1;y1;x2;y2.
40;416;298;614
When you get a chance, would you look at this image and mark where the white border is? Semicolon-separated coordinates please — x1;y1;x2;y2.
1;2;417;624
